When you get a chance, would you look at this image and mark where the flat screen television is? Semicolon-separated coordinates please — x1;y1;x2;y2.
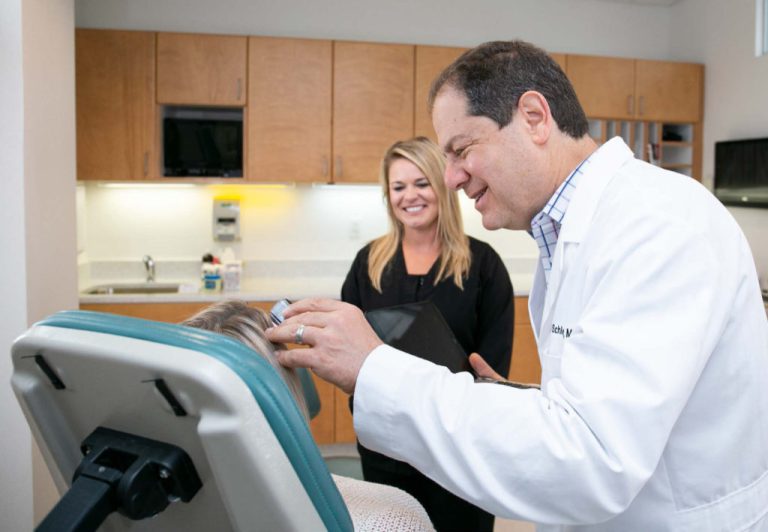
163;117;243;177
714;137;768;208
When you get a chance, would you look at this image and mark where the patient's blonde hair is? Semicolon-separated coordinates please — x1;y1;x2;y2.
181;300;309;420
369;136;470;292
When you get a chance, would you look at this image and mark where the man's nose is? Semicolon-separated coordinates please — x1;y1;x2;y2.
444;161;468;191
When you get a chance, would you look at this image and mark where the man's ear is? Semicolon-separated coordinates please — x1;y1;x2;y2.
517;91;552;145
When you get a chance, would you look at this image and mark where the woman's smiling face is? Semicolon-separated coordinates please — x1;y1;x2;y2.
387;157;439;233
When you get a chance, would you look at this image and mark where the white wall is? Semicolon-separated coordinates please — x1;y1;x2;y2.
79;184;537;269
1;0;78;529
24;0;79;321
670;0;768;282
75;0;678;60
23;1;79;522
0;1;33;529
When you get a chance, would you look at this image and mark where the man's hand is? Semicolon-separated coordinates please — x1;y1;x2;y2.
469;352;504;381
265;298;383;394
471;352;540;390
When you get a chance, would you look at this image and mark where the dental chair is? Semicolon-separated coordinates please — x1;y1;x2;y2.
11;310;354;532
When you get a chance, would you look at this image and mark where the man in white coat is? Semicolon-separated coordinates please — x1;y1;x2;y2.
267;40;768;531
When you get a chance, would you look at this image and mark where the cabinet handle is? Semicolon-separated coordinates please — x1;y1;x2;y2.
335;156;343;179
143;152;149;177
638;96;645;117
627;95;634;115
237;79;242;102
321;156;329;179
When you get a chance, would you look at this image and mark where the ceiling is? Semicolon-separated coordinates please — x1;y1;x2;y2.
584;0;682;5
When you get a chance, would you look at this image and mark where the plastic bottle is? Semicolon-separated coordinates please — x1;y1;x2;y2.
201;255;222;292
220;247;242;292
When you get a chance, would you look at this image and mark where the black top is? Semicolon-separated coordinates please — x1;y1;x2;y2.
341;236;514;376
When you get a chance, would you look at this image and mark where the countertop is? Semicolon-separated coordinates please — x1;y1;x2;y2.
79;273;534;304
79;258;536;304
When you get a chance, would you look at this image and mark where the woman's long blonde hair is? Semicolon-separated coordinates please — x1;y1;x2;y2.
368;136;470;292
181;300;309;420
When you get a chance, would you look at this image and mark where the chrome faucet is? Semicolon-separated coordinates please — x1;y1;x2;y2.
142;255;155;283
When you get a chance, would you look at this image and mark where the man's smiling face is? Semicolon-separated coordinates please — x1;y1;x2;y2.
432;86;552;231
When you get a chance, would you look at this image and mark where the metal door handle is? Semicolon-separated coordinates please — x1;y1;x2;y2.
321;156;329;178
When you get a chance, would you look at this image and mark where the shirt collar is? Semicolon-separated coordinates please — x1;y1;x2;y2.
529;154;591;283
530;155;589;234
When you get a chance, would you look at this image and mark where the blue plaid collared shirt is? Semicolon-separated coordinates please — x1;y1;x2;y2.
530;157;591;284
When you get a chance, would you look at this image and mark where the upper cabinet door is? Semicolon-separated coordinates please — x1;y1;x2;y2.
635;60;703;123
566;55;636;120
549;52;567;72
246;37;332;182
76;29;157;180
333;42;415;183
157;33;247;106
415;45;467;142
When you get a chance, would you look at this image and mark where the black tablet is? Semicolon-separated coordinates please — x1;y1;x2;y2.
365;301;473;375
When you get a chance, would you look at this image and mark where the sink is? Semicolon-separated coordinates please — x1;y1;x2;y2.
83;282;181;295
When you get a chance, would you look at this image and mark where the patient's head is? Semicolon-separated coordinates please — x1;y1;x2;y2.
181;300;309;420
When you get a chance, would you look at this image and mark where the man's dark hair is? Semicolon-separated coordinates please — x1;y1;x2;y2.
428;40;588;139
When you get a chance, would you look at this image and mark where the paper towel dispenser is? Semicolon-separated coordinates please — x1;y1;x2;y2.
213;199;240;241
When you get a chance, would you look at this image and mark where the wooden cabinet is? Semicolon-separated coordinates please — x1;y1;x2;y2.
157;33;247;106
634;59;703;123
414;45;467;141
567;54;702;123
567;55;636;120
74;32;704;184
80;301;209;324
333;42;415;183
568;53;703;179
75;29;157;181
246;37;332;182
334;389;356;443
509;297;541;385
550;53;567;71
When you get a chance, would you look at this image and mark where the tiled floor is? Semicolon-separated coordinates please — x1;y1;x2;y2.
495;518;536;531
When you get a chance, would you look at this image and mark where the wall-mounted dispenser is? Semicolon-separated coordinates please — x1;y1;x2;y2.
213;199;240;241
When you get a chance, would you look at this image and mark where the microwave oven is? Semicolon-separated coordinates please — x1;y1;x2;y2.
163;115;243;178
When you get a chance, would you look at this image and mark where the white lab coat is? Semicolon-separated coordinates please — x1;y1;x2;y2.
353;138;768;531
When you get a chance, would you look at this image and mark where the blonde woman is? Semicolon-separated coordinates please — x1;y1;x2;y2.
341;137;513;532
182;300;435;532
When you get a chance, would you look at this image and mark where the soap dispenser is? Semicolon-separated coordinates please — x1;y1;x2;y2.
213;199;240;242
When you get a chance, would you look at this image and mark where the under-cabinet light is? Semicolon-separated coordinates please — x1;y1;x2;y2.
97;183;196;189
311;183;379;190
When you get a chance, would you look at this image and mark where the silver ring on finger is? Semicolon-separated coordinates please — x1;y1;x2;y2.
295;323;306;345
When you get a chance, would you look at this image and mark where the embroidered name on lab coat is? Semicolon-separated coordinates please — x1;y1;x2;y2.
551;324;572;338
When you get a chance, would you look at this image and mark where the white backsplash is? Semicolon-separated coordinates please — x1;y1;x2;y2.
77;182;539;276
78;182;768;299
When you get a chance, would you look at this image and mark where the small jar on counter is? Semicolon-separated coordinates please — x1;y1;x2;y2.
201;259;222;292
202;272;222;292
